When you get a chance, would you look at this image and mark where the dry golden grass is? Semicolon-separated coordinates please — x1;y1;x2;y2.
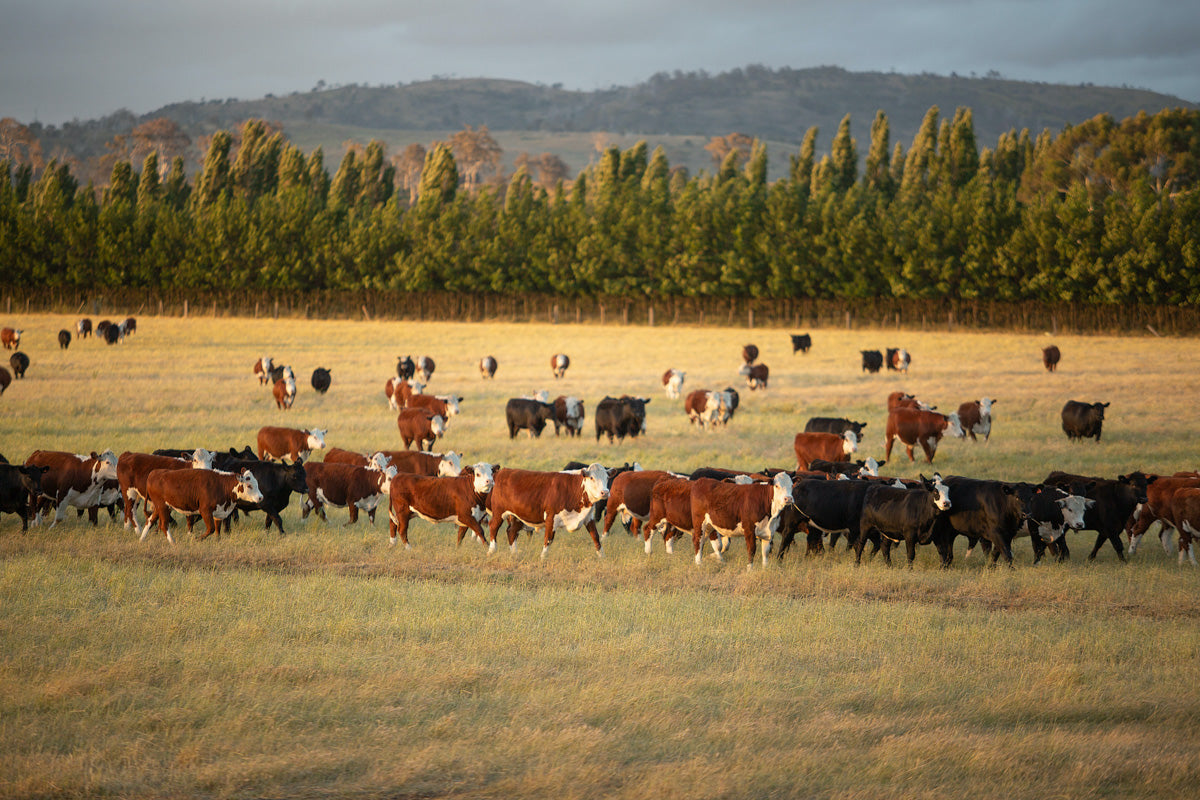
1;313;1199;799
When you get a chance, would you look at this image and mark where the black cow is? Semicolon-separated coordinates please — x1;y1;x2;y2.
929;477;1025;567
9;352;29;379
396;356;416;380
807;458;886;478
1062;400;1109;441
219;458;308;534
311;367;332;394
595;396;650;443
58;330;71;350
103;323;120;345
965;483;1093;565
791;333;812;354
804;417;868;438
0;463;48;531
858;476;952;567
154;446;257;468
1043;471;1153;562
861;350;883;373
779;478;876;560
506;398;556;439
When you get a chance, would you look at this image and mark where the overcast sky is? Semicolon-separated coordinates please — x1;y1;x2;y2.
2;0;1197;126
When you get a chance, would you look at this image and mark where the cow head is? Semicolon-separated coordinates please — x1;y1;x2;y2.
470;462;495;494
922;474;952;511
436;395;463;416
944;412;966;439
191;448;216;469
978;397;995;417
430;415;447;438
367;452;391;472
17;465;48;495
859;457;883;477
90;450;119;482
235;470;264;504
771;471;795;516
436;451;463;477
841;430;859;455
305;429;327;451
580;463;610;504
283;462;308;493
377;465;399;494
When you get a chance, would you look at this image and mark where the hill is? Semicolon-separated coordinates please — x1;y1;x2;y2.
30;64;1198;181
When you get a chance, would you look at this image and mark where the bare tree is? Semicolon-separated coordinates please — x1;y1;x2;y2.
450;125;502;191
392;143;427;205
131;118;191;175
704;132;756;171
0;117;44;169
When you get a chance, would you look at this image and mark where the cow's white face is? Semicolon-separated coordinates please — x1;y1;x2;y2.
407;379;425;395
471;463;495;494
191;448;216;469
94;450;118;481
378;465;399;494
842;430;859;455
236;470;264;504
945;413;966;438
738;364;751;377
1058;493;1093;529
431;415;446;437
929;475;952;511
771;472;794;516
436;395;462;416
307;429;327;450
262;356;272;373
367;452;391;472
860;457;881;477
1035;522;1066;544
581;463;609;503
565;397;583;420
438;451;463;477
528;390;549;403
979;397;994;417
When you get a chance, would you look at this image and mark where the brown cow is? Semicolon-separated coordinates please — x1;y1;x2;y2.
1043;345;1061;372
957;398;996;442
407;393;462;419
300;462;397;525
387;463;496;548
739;363;769;390
117;448;215;529
1125;474;1200;557
684;389;725;430
689;472;795;568
480;356;498;379
272;376;296;409
645;476;696;554
0;366;9;395
397;408;445;450
793;431;859;469
385;377;424;410
24;450;119;527
662;368;685;399
253;356;274;385
1166;487;1200;565
486;464;609;558
602;469;679;547
374;449;463;477
551;353;570;379
141;468;263;542
885;408;964;463
256;426;327;463
886;391;935;412
553;396;585;437
1;327;21;350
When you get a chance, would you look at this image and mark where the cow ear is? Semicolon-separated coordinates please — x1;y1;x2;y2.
457;396;464;403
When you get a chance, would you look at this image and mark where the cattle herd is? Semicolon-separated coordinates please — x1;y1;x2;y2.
2;325;1194;571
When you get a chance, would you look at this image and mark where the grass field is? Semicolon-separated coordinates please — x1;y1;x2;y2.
1;313;1198;799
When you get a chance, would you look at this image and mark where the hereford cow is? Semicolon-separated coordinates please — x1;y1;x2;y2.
76;318;92;338
117;448;215;529
927;477;1026;567
595;396;649;443
0;463;48;531
739;363;769;390
301;461;396;525
1062;400;1109;441
273;376;297;409
408;393;462;419
551;353;570;379
602;469;680;546
1;328;21;350
253;356;274;385
885;407;964;463
311;367;331;394
374;450;462;478
858;476;953;567
486;464;610;558
742;344;759;364
1124;474;1200;557
1042;345;1061;372
397;408;445;450
9;352;29;379
662;368;686;399
58;330;71;349
386;377;424;410
417;355;435;382
793;431;859;470
688;472;794;568
480;356;498;379
886;348;911;373
791;333;812;354
1166;488;1200;565
684;390;725;430
554;396;585;437
645;476;696;554
720;388;739;425
256;426;326;463
861;350;883;373
25;450;119;527
957;398;996;443
141;468;263;542
506;398;556;438
804;417;868;439
119;317;137;337
388;463;496;548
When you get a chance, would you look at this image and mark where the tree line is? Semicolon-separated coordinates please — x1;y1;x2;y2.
1;107;1198;306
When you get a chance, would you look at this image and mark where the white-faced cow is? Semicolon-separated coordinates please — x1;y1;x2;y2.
301;461;397;525
684;390;725;430
256;426;326;463
386;377;424;410
804;417;868;439
24;450;119;527
1061;400;1108;442
739;362;769;390
662;368;686;399
858;475;952;567
388;463;496;548
119;317;137;337
273;376;296;409
417;355;435;382
397;408;446;450
602;469;681;547
480;356;498;379
958;398;996;443
76;318;92;339
374;449;463;478
793;431;858;470
553;396;585;437
486;464;609;558
141;468;263;542
396;355;416;380
0;328;21;350
645;476;696;554
688;472;794;568
551;353;570;379
408;393;462;420
886;348;911;373
117;448;215;530
885;408;964;463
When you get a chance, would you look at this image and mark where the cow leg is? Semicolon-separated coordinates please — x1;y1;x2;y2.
389;508;410;548
541;518;557;559
880;537;894;566
505;518;524;553
346;503;359;526
904;536;917;568
198;510;217;540
584;521;603;557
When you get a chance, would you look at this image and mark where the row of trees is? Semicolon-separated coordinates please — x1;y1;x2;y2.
2;107;1198;304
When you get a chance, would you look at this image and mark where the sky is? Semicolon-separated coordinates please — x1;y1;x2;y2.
2;0;1198;126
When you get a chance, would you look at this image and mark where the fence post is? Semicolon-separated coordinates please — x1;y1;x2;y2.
183;300;188;318
648;306;655;327
748;309;754;328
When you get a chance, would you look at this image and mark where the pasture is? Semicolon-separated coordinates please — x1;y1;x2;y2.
1;313;1199;799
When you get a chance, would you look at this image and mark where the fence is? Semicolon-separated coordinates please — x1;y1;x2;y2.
2;287;1196;335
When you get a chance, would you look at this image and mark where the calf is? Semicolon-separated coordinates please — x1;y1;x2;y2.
1;327;21;350
301;461;397;525
886;348;910;372
602;469;680;547
595;396;649;443
253;356;274;385
1061;400;1108;441
58;329;71;349
117;449;214;529
553;395;585;437
685;390;725;430
397;408;445;450
958;398;996;442
551;353;570;379
791;333;812;354
141;468;263;542
388;463;496;548
858;476;952;567
480;356;498;379
793;431;858;470
885;407;964;463
662;368;686;399
256;425;326;463
24;450;119;527
506;398;556;438
396;355;416;380
273;376;296;409
1042;345;1061;372
1043;471;1153;562
804;417;868;439
742;344;759;364
861;350;883;373
688;473;794;568
76;318;92;338
739;362;769;390
0;463;48;531
311;367;331;394
416;355;436;382
374;450;462;477
486;464;609;558
9;352;29;379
